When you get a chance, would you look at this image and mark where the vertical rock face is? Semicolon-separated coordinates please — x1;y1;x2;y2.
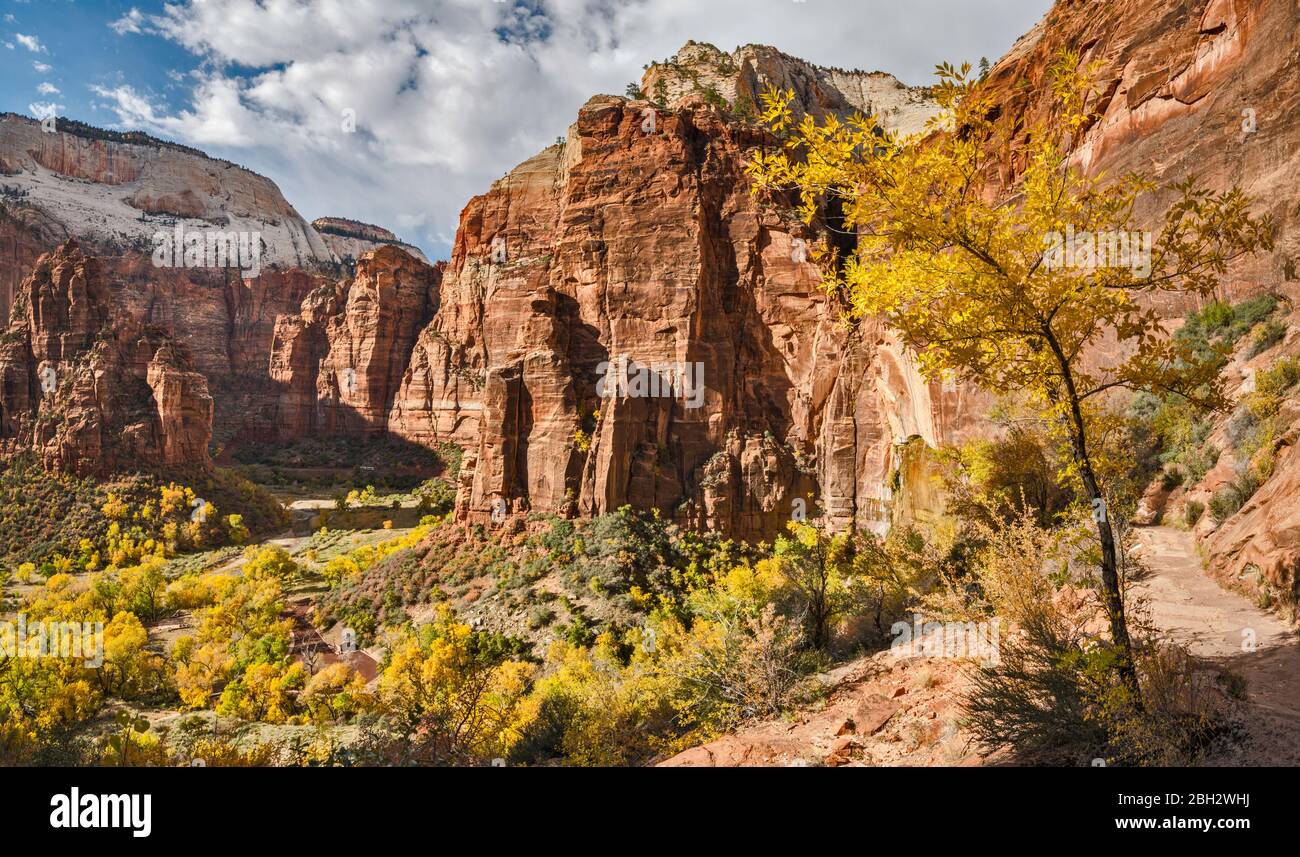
387;92;982;539
288;245;440;437
642;41;942;136
983;0;1300;304
0;242;213;475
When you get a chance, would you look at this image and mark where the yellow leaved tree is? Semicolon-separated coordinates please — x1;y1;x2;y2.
747;51;1273;695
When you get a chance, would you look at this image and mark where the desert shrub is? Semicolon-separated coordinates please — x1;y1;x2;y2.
964;609;1113;762
515;636;680;766
1225;407;1260;451
1183;500;1205;527
513;564;823;766
527;605;556;628
1105;645;1244;765
1178;295;1277;359
1208;465;1261;523
1148;397;1218;484
666;603;813;734
966;617;1240;765
1251;356;1300;413
769;521;929;651
945;428;1074;525
413;477;456;515
1247;319;1287;358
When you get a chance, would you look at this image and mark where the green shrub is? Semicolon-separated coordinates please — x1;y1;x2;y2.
1209;468;1262;523
1247;320;1287;358
1183;500;1205;527
1177;295;1279;363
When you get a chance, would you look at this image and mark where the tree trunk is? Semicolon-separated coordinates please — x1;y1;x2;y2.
1074;447;1142;701
1043;327;1142;703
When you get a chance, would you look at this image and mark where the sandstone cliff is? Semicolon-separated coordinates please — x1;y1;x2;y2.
6;5;1300;570
385;85;982;539
0;241;213;475
0;114;339;323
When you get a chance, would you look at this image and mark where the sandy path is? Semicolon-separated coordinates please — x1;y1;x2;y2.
1132;525;1300;763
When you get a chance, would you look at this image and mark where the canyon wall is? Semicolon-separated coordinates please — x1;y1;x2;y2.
0;113;338;324
984;0;1298;304
5;1;1300;558
0;241;213;476
385;87;984;538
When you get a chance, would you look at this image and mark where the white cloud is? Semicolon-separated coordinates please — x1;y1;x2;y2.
95;0;1052;259
110;9;147;36
32;60;50;73
37;82;59;95
29;101;62;120
15;33;45;53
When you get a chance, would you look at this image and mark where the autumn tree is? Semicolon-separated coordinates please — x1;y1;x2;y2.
748;52;1273;695
375;609;533;765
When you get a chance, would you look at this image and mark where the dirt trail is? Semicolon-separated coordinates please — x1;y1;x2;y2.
1133;525;1300;764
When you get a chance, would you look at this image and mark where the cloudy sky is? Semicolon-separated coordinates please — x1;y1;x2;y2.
1;0;1052;259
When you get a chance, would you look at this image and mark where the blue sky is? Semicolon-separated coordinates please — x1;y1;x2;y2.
2;2;193;120
0;0;1053;260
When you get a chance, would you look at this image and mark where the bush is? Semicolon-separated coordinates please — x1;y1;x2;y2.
1183;500;1205;527
964;610;1112;763
945;428;1074;526
1209;467;1261;523
1247;320;1287;358
1176;295;1279;367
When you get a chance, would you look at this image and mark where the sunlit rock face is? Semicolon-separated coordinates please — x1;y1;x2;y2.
0;241;213;476
0;113;338;324
383;86;983;540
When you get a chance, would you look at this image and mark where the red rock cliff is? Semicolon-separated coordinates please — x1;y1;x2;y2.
387;93;982;539
0;241;213;475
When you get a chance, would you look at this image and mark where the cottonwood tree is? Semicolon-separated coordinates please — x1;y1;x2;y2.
748;52;1273;696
